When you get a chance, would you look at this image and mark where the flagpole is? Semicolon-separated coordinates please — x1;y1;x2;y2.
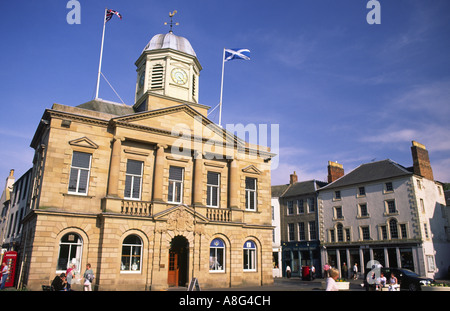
95;8;107;99
218;48;226;127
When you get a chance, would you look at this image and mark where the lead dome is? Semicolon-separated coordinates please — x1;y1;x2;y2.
142;32;196;57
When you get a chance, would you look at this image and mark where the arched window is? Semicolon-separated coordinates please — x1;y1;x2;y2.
121;235;143;272
57;233;83;273
209;238;225;272
243;240;257;271
389;219;399;239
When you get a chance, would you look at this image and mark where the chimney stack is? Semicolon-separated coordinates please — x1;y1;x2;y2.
411;141;434;180
328;161;344;183
290;171;298;185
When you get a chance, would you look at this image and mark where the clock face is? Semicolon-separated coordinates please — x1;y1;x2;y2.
171;68;188;85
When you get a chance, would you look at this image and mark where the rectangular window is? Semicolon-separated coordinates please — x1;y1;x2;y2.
168;166;183;203
68;151;92;195
358;186;366;196
345;228;351;241
334;191;341;200
206;172;220;207
297;199;304;214
309;221;317;240
287;201;294;215
381;225;388;240
335;206;343;219
245;177;257;211
330;229;335;242
359;204;368;217
400;224;407;239
298;222;305;241
288;223;295;241
308;198;315;213
426;255;436;272
361;226;371;240
385;182;393;192
387;200;396;214
124;160;143;200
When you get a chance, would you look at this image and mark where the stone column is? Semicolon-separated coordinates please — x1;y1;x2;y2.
107;136;123;197
229;158;239;208
153;144;166;202
193;152;203;206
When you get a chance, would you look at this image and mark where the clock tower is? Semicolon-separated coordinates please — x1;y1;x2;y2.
134;19;208;116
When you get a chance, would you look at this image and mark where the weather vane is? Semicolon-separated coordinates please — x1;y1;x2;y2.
164;10;179;33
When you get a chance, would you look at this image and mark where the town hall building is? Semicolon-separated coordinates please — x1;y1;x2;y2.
18;28;275;291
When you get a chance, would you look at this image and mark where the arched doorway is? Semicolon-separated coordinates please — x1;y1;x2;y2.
168;235;189;287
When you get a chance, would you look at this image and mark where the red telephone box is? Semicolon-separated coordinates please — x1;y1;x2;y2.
2;251;17;288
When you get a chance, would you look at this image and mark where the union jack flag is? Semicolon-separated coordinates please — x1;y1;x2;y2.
105;9;122;22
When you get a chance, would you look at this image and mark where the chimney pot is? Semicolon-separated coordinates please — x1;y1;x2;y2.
327;161;344;183
290;171;298;185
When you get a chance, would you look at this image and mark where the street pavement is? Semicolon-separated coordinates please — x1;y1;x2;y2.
169;277;365;291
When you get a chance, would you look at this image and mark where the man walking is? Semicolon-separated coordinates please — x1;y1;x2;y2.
0;262;9;290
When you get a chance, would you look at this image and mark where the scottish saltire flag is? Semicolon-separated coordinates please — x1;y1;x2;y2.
224;48;251;61
106;9;122;22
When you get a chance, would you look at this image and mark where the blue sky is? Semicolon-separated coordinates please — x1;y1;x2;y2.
1;0;450;186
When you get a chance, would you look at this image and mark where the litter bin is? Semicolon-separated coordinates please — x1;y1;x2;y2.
302;266;310;280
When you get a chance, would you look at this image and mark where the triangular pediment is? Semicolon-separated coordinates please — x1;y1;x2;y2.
68;136;99;149
112;104;243;150
242;165;262;175
153;204;209;224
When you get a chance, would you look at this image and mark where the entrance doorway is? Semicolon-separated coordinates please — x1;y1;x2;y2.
168;235;189;287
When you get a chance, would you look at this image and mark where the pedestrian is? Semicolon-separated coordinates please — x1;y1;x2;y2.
310;265;315;280
342;262;348;280
388;273;399;291
286;265;291;279
352;263;358;280
83;263;94;291
51;273;67;291
66;264;75;291
326;268;340;291
323;263;330;278
0;262;9;290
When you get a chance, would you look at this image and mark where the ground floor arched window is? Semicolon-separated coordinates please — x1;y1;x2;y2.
209;238;225;272
121;234;143;272
243;240;257;271
57;232;83;273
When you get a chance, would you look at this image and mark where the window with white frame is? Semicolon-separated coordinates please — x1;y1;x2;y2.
298;222;305;240
288;223;295;241
121;235;143;272
297;199;304;214
207;172;220;207
209;238;225;272
168;166;183;203
68;151;92;195
57;233;83;273
243;240;256;271
124;160;143;200
308;198;315;213
390;219;399;239
245;177;257;211
287;201;294;215
309;221;317;240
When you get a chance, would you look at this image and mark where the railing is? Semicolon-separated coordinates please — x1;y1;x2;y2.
121;200;152;216
206;207;231;222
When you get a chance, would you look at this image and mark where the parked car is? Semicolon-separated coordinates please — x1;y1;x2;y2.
364;267;433;291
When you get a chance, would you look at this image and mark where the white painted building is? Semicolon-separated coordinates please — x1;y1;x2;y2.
318;141;449;280
271;184;290;278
